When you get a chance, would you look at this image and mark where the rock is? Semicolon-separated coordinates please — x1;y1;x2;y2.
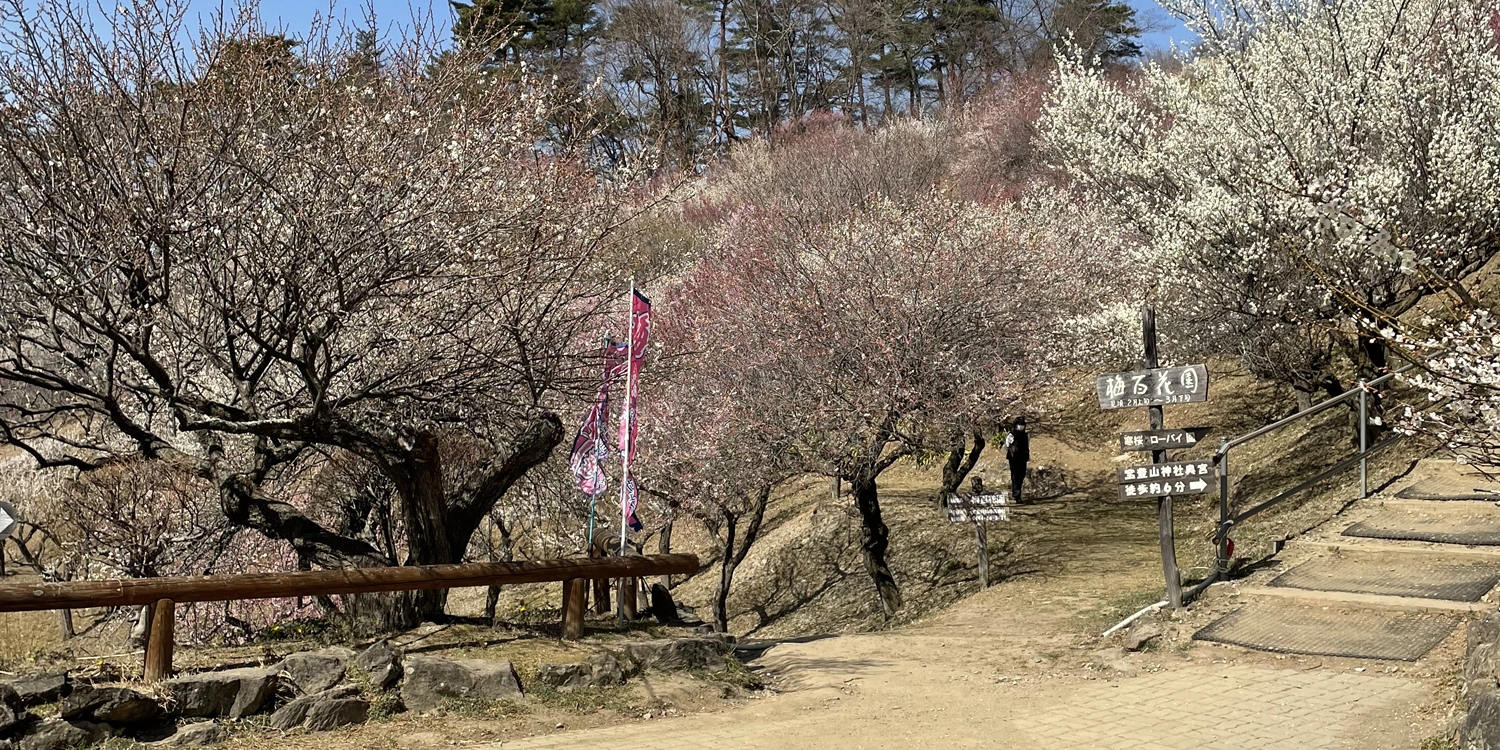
0;687;20;712
534;653;624;690
1465;688;1500;748
164;666;279;718
3;674;70;707
154;722;228;747
18;719;111;750
1471;611;1500;696
400;657;522;713
61;686;159;725
0;705;27;739
585;653;625;687
1122;624;1164;652
302;698;369;732
648;584;680;624
278;648;354;695
621;638;731;673
354;640;404;692
269;686;361;730
533;664;589;689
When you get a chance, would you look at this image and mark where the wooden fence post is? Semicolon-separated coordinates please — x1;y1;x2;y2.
975;522;990;589
621;577;637;621
561;579;586;640
144;598;175;681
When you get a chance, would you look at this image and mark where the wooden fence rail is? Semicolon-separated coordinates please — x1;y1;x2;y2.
0;554;700;681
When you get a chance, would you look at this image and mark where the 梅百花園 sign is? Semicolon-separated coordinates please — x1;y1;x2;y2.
1096;365;1208;410
1119;427;1211;452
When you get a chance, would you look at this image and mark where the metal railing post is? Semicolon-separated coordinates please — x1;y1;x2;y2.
1358;382;1368;499
1216;439;1231;577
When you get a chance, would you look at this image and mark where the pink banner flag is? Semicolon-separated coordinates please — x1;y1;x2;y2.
619;290;651;533
568;341;627;496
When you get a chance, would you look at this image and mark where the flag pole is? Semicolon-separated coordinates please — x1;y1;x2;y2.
587;334;607;558
618;280;635;628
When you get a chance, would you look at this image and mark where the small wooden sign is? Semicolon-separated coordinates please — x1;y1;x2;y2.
946;494;1010;522
1119;427;1211;452
1096;364;1209;410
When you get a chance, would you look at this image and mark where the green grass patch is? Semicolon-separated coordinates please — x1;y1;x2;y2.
443;697;532;719
526;684;638;714
695;657;764;691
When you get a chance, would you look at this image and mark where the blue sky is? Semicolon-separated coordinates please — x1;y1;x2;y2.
202;0;1195;54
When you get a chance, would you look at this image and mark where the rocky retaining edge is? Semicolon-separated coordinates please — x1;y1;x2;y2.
0;634;736;750
1465;611;1500;748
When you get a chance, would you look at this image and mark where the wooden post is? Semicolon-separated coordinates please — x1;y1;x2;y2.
561;579;586;640
621;577;637;621
58;609;74;641
143;598;175;681
975;522;990;589
1144;306;1183;609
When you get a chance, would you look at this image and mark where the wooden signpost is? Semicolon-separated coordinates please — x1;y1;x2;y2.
1097;307;1211;610
944;492;1010;589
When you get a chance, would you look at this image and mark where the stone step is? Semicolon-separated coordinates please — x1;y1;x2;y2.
1226;584;1491;613
1300;538;1500;561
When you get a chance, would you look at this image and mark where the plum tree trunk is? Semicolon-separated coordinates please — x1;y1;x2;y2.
938;429;986;504
850;472;902;618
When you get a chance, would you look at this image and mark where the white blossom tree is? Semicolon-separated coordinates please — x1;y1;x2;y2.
1042;0;1500;427
0;0;637;629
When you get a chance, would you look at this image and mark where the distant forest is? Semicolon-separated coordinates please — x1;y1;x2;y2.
445;0;1146;165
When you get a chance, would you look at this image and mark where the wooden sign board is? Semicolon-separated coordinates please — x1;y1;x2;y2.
1096;364;1208;410
1117;460;1214;499
1120;427;1211;452
946;494;1010;523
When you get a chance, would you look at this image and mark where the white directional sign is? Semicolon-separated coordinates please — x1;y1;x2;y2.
1096;364;1209;410
1117;461;1214;499
946;494;1010;522
0;501;17;541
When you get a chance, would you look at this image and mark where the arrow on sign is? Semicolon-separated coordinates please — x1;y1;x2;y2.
1188;479;1208;492
0;501;15;541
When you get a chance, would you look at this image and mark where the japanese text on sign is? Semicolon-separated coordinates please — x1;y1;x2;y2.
1096;364;1209;410
946;494;1010;523
1119;428;1210;452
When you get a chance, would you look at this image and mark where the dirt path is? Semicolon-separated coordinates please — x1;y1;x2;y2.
479;492;1456;750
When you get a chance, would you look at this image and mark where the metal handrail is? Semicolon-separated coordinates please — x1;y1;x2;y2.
1183;364;1417;603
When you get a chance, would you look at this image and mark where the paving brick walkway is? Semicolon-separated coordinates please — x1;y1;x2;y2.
489;661;1424;750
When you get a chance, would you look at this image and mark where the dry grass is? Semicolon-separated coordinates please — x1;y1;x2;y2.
0;610;62;672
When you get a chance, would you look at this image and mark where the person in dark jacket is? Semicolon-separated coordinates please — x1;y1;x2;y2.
1004;417;1030;504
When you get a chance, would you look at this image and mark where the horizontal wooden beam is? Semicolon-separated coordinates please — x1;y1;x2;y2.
0;554;700;613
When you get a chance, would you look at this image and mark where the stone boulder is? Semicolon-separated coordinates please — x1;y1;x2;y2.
153;722;228;748
18;719;112;750
354;640;403;691
61;686;159;725
622;638;731;673
0;705;25;739
1122;623;1164;653
278;648;355;695
164;667;279;718
268;686;360;731
400;657;522;713
2;674;70;707
303;698;369;732
535;654;626;690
